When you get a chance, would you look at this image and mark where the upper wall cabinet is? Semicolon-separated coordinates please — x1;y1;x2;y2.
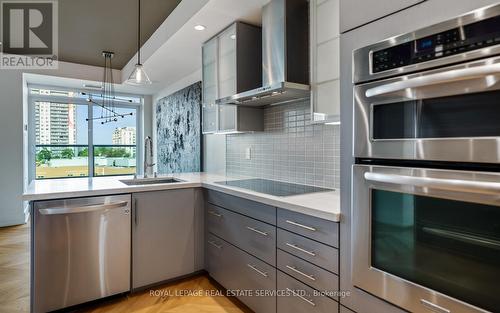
310;0;340;124
202;22;263;134
202;37;218;133
339;0;425;33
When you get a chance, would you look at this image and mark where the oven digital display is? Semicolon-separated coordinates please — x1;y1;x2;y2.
371;14;500;73
417;38;434;51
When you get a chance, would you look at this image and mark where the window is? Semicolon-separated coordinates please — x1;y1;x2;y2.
30;87;142;179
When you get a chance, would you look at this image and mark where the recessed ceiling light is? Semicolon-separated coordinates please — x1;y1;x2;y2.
194;24;206;31
230;34;236;40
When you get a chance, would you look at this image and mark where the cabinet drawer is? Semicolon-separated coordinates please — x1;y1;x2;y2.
277;249;338;298
206;234;276;313
277;271;339;313
277;229;338;273
207;204;276;265
277;208;338;247
206;233;231;286
205;190;276;224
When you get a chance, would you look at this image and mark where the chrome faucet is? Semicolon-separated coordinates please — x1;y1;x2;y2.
144;136;155;178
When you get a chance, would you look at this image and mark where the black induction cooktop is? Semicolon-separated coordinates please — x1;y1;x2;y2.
215;178;333;197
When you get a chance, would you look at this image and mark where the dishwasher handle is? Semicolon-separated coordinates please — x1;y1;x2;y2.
39;201;129;215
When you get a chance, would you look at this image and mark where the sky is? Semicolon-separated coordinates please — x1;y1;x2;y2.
76;105;136;145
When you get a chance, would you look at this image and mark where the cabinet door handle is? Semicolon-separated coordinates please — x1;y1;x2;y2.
39;201;128;215
285;220;316;232
285;243;316;257
246;226;268;236
286;265;316;281
208;210;222;218
208;240;222;249
286;288;316;307
246;264;268;277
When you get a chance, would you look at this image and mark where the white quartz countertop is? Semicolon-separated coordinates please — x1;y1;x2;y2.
23;173;341;221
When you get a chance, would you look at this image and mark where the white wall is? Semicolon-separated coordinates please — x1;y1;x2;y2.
151;68;226;174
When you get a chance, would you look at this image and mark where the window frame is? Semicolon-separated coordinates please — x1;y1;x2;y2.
28;85;143;180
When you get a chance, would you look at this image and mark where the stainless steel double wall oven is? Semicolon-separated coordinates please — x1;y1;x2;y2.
352;4;500;313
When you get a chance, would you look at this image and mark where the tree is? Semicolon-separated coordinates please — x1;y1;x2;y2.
78;148;88;157
37;148;52;163
61;148;75;159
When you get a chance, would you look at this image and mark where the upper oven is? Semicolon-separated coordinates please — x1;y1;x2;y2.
353;3;500;163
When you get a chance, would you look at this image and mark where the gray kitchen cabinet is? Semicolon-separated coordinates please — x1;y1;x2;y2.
132;189;197;290
277;271;339;313
206;189;277;223
277;229;339;273
205;191;341;313
277;249;338;297
218;104;263;133
277;208;339;247
340;0;425;32
206;233;277;313
207;203;276;265
201;22;263;134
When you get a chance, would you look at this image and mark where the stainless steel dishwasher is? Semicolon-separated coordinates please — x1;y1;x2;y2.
32;194;131;313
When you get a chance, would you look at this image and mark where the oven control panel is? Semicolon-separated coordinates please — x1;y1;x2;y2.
372;15;500;73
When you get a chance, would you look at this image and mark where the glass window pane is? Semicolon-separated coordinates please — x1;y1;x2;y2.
92;106;137;176
371;189;500;312
34;102;88;179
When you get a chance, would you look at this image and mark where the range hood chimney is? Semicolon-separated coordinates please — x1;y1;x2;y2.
216;0;309;107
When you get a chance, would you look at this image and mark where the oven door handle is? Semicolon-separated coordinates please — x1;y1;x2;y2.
364;172;500;195
365;63;500;98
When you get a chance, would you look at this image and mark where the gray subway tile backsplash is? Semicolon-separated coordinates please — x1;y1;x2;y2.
226;100;340;189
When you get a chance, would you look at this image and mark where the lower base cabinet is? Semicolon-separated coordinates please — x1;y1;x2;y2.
132;189;199;290
207;233;277;313
277;271;339;313
205;191;340;313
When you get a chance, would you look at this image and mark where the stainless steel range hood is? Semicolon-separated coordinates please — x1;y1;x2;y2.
216;0;309;107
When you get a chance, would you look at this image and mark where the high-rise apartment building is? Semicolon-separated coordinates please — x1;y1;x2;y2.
35;102;77;145
112;127;136;145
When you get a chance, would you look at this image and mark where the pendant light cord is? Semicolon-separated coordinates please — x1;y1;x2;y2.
137;0;141;65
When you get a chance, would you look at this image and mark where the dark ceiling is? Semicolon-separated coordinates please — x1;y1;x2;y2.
58;0;182;69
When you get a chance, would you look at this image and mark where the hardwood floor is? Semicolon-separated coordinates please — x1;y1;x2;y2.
0;223;30;313
0;223;251;313
78;276;252;313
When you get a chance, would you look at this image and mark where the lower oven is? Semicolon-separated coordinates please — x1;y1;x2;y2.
352;164;500;313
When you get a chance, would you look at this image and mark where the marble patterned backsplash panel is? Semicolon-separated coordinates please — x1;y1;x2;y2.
156;82;201;174
226;100;340;189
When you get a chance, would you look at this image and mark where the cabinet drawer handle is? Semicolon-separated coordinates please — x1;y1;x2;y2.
285;265;316;281
246;226;268;236
286;288;316;307
285;220;317;232
247;264;269;277
285;243;316;257
208;240;222;249
208;210;222;218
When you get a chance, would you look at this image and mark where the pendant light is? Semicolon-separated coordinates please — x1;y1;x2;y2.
126;0;152;85
86;51;134;124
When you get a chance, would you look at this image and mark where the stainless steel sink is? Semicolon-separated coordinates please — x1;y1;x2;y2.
120;177;184;186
